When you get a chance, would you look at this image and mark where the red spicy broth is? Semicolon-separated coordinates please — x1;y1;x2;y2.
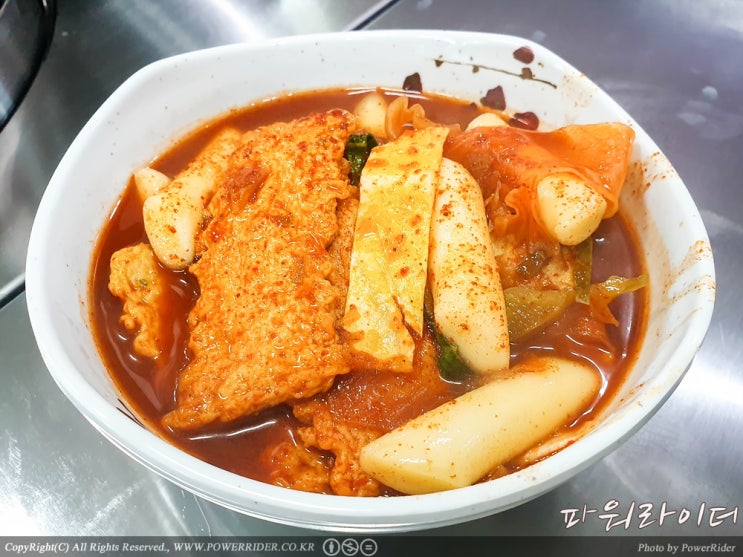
89;87;647;488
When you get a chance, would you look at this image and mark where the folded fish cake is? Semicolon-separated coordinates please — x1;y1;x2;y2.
108;242;166;359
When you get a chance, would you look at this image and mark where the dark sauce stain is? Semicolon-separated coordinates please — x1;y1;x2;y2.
508;111;540;130
513;46;535;64
433;56;557;89
481;85;506;111
402;72;423;92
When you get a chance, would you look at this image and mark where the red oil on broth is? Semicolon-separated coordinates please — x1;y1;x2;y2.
89;87;647;492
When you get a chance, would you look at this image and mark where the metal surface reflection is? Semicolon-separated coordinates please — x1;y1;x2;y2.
0;0;392;292
0;0;55;130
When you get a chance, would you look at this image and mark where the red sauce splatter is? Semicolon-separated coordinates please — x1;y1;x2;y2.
481;85;506;110
402;72;423;92
513;46;535;64
509;111;540;130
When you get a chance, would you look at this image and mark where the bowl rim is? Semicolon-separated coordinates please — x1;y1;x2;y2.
25;29;716;532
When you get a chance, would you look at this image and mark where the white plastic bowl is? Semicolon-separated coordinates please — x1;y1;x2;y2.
25;30;715;532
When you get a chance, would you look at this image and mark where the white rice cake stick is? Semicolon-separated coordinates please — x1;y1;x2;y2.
360;356;600;494
143;127;242;269
429;158;510;374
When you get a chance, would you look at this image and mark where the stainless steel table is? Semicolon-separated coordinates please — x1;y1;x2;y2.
1;0;741;541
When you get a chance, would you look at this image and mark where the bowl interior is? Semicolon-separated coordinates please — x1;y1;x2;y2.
25;30;715;531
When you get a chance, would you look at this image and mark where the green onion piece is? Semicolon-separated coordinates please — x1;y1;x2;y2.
424;310;471;381
589;274;649;324
574;238;593;305
344;133;378;186
504;286;575;340
593;274;649;298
